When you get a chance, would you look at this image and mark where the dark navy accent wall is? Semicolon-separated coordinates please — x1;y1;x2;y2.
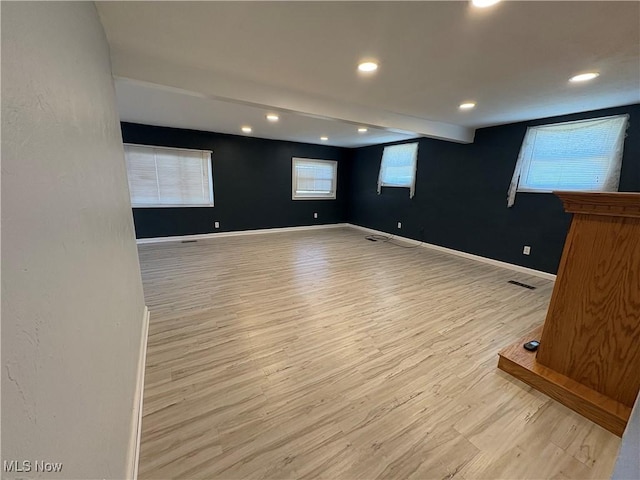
121;123;351;238
123;104;638;274
348;104;640;274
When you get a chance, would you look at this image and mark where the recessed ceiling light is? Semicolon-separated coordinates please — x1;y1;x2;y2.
320;136;329;141
358;128;368;133
241;126;252;133
471;0;501;7
569;72;600;83
459;102;476;110
266;114;279;122
358;61;378;73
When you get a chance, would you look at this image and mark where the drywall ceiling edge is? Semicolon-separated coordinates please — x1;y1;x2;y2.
110;48;476;144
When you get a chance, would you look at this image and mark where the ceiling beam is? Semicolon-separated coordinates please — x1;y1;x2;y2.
110;48;476;144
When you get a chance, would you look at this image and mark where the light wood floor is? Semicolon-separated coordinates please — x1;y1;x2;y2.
137;227;620;480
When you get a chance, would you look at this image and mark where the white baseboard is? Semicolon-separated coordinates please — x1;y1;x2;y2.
136;223;349;245
127;306;150;480
347;223;557;281
135;222;554;281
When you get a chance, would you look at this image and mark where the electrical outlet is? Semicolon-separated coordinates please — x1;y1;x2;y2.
214;221;220;229
523;245;531;255
397;222;402;229
314;212;318;219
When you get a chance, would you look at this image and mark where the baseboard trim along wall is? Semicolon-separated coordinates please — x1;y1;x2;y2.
135;222;555;281
135;223;349;244
127;306;150;480
347;224;557;281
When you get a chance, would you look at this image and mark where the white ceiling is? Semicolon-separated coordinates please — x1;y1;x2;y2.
115;79;418;147
97;1;640;147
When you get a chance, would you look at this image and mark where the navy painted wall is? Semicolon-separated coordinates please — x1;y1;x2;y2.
123;104;638;274
121;123;351;238
348;104;640;274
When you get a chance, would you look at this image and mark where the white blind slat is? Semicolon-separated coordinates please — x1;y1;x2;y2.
125;146;161;205
292;158;337;199
124;145;213;207
377;142;419;198
508;115;628;205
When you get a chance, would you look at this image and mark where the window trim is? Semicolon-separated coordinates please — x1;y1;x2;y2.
507;114;629;207
377;141;419;198
291;157;338;200
124;143;214;208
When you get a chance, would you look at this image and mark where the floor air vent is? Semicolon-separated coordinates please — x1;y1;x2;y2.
508;280;536;290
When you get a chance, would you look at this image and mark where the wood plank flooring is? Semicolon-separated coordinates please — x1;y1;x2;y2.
137;227;620;479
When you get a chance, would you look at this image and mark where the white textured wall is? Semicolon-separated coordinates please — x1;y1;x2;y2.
612;393;640;479
2;2;146;478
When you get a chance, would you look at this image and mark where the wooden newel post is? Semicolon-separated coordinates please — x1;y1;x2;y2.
498;192;640;436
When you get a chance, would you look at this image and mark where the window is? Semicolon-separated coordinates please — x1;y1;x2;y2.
377;142;419;198
292;158;337;199
124;144;214;207
507;115;628;207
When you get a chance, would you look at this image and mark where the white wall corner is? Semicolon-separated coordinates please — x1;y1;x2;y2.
127;306;150;480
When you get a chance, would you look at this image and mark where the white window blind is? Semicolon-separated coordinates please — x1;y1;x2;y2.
124;144;214;207
377;142;419;198
507;115;628;207
292;158;337;199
